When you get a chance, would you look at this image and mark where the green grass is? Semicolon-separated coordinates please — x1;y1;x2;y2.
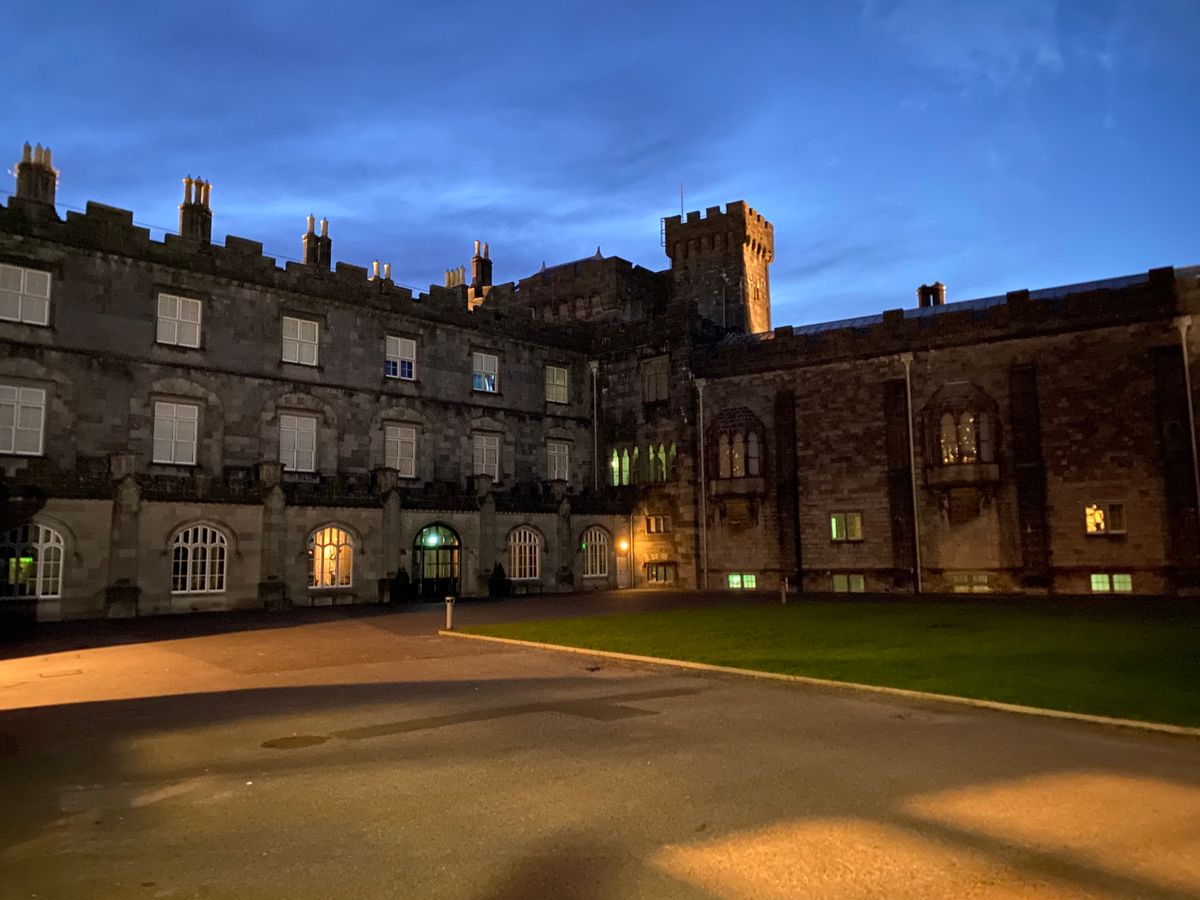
467;599;1200;727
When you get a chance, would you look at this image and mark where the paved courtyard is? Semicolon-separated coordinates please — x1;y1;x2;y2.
1;595;1198;898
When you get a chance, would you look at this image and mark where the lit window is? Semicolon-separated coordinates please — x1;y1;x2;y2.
508;526;540;580
545;365;568;403
728;573;742;589
718;430;759;478
938;411;993;465
646;562;676;584
156;294;202;348
1112;573;1132;592
727;573;758;590
1091;573;1132;593
385;424;416;478
610;449;620;486
473;433;500;480
719;433;731;478
170;524;227;593
581;526;608;578
0;384;46;456
282;316;319;366
472;352;498;392
832;574;865;593
279;413;317;472
309;526;353;588
386;336;416;380
646;515;671;534
152;401;199;465
950;572;991;593
731;432;745;477
641;355;669;403
0;523;63;598
0;263;51;326
830;512;863;542
1085;502;1126;535
621;448;630;486
547;440;569;481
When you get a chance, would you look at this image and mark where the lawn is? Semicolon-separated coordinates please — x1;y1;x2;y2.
466;598;1200;727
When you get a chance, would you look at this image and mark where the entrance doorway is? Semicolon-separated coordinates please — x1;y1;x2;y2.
412;524;461;600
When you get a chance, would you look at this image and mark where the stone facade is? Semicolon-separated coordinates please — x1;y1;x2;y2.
1;142;1198;620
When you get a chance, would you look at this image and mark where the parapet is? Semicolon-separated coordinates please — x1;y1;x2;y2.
664;200;774;263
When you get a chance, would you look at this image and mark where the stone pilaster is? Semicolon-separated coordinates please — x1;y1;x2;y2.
105;452;141;617
257;461;289;609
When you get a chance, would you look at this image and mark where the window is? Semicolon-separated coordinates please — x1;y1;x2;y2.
473;352;498;392
645;442;673;483
581;526;608;578
152;401;198;465
156;294;202;348
0;385;45;456
279;413;317;472
170;524;227;593
309;526;354;588
830;512;863;542
746;432;760;476
545;365;568;404
727;573;758;589
950;572;991;594
473;433;500;480
385;424;416;478
547;440;569;481
1;523;63;598
718;430;761;478
641;355;669;403
832;574;865;593
610;449;620;486
1091;573;1132;593
621;448;631;485
0;263;51;325
386;336;416;380
646;562;676;584
282;316;319;366
646;515;671;534
938;411;993;465
1085;502;1126;535
508;526;540;580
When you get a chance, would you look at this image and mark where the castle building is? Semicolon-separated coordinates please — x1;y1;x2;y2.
1;142;1198;621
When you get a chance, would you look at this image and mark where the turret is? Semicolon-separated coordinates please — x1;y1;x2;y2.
178;176;213;243
664;201;774;334
13;142;58;208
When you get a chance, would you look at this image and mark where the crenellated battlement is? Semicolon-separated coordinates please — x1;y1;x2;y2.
664;200;774;264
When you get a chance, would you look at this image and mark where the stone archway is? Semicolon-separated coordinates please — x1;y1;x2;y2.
412;523;461;600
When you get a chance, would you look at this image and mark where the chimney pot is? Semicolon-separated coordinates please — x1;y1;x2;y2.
320;217;328;237
21;142;31;163
306;214;315;234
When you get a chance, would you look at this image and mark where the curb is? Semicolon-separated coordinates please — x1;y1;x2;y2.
439;630;1200;739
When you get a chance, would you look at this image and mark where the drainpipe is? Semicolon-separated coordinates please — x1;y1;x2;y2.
589;360;599;491
899;353;923;593
696;377;709;589
1173;317;1200;533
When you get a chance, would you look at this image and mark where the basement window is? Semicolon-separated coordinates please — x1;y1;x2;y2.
832;574;865;593
727;573;757;590
1090;573;1132;593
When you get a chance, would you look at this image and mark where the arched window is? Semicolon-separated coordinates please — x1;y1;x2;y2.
719;433;731;478
668;442;677;479
731;432;746;477
938;411;994;465
631;447;639;484
581;526;608;578
620;449;630;486
508;526;540;581
1;523;63;598
746;432;760;476
610;449;620;486
309;526;353;588
170;524;227;594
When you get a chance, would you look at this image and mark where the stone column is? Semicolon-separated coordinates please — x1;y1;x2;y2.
257;461;289;609
475;474;496;593
105;453;142;617
553;482;573;590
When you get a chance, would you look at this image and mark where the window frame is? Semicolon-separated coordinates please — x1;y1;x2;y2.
508;526;541;581
282;315;320;367
645;514;672;534
545;365;569;404
279;412;318;472
1090;572;1132;593
384;423;417;478
473;432;501;480
386;335;416;380
1084;502;1127;536
0;522;63;598
0;384;46;456
308;526;354;589
0;263;51;326
547;439;570;481
641;355;670;404
830;511;863;542
170;523;228;594
832;573;866;593
581;526;609;578
152;400;200;466
156;293;203;349
472;351;499;393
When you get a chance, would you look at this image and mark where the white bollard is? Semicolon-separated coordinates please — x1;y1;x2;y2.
445;595;455;630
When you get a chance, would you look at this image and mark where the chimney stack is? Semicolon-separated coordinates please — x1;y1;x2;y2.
178;175;213;243
14;142;58;208
470;238;493;289
917;282;947;308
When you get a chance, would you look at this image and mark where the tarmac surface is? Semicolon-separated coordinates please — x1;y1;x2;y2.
1;592;1198;898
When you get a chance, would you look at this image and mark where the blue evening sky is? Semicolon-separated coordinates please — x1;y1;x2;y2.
3;0;1197;326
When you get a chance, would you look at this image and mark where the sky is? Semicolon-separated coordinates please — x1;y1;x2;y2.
3;0;1198;326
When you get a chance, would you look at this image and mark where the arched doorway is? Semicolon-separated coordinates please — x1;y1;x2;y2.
412;524;461;600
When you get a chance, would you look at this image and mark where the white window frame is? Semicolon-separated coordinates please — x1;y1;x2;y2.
0;522;63;598
831;511;863;542
0;263;51;326
385;424;417;478
473;433;500;480
508;526;541;581
473;351;498;393
309;526;354;588
1085;502;1126;535
832;573;866;593
581;527;608;578
1091;572;1133;593
545;365;568;404
282;316;319;366
646;514;671;534
170;524;227;594
386;335;416;380
152;401;199;465
279;413;317;472
547;440;569;481
0;384;46;456
156;293;202;348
